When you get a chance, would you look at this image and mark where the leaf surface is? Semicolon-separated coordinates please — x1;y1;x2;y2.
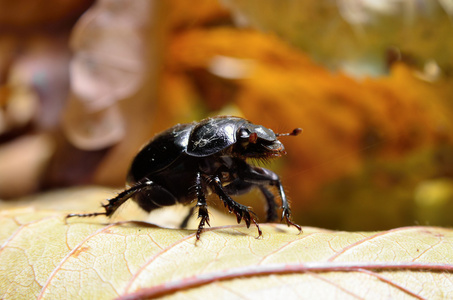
1;206;452;299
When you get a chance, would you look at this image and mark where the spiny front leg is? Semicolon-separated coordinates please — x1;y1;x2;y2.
211;176;262;238
237;163;302;234
276;181;302;234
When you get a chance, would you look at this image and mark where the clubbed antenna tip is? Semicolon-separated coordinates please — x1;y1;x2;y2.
276;128;302;137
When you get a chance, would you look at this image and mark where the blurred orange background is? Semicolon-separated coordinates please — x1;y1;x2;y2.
1;0;452;231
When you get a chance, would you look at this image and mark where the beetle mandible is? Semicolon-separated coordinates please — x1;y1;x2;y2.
67;116;302;239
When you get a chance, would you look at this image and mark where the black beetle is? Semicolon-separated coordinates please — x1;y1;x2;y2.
67;116;301;239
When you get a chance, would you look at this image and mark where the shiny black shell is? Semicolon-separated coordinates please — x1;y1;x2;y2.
126;116;251;185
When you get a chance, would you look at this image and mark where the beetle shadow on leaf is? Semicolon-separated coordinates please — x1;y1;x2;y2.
208;224;261;238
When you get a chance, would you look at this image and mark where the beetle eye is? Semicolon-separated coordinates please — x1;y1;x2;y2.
238;128;251;140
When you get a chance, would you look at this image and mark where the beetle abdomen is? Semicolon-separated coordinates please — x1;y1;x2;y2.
127;123;193;184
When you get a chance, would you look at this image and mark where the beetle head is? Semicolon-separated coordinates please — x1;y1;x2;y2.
236;124;301;159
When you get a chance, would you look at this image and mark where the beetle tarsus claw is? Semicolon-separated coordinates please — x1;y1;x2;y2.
196;211;210;241
282;208;302;234
252;218;262;238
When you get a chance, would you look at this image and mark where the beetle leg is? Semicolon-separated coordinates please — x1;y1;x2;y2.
223;179;278;223
270;184;301;232
66;180;156;219
193;172;210;240
274;181;302;233
258;186;279;222
211;176;262;238
238;165;302;233
196;205;209;240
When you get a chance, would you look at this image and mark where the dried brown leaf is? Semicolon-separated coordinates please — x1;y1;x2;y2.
163;27;453;221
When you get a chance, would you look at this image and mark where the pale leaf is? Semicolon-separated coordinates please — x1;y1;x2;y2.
0;189;452;299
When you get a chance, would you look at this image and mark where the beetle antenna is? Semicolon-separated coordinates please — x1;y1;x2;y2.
276;128;302;137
